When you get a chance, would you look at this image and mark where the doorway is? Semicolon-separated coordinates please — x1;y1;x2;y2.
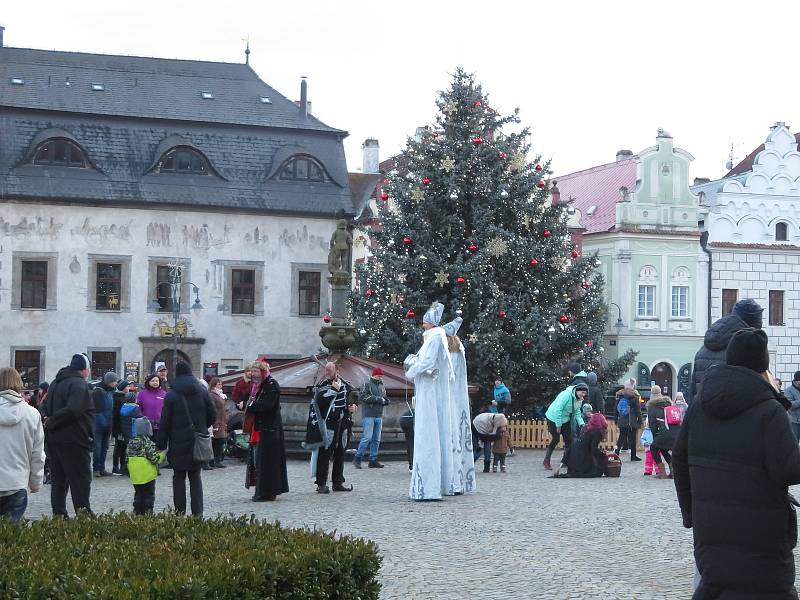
651;362;674;398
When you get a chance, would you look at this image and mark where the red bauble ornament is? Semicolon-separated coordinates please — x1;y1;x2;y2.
523;339;532;349
571;250;580;259
380;191;389;201
543;229;552;238
535;163;543;172
559;315;570;324
529;258;539;266
323;314;332;324
456;276;466;285
499;151;508;159
586;341;594;348
431;131;439;138
406;309;416;318
366;288;374;298
537;180;546;189
422;177;431;185
498;310;507;319
473;136;483;145
474;101;482;107
468;243;478;252
402;236;412;245
581;280;590;290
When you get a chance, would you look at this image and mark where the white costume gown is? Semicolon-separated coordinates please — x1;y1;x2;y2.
449;342;476;493
406;326;454;500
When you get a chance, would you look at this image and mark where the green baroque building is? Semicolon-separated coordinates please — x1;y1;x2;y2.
557;130;706;396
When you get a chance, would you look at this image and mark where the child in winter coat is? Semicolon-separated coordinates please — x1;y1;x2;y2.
126;417;164;515
491;425;513;473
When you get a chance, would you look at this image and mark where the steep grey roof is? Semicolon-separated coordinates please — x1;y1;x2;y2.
0;111;357;216
0;47;343;133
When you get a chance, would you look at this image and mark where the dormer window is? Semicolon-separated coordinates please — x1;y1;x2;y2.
33;139;86;168
158;147;210;175
278;155;327;182
776;222;788;241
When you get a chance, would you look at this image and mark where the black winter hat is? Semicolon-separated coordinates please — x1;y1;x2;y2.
732;299;764;328
175;361;192;377
794;371;800;383
69;353;90;371
726;327;770;373
117;380;132;392
567;362;582;375
574;383;589;393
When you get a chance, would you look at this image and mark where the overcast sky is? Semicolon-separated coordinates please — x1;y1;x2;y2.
4;1;797;181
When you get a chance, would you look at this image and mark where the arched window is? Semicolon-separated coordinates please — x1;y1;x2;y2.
33;139;86;168
278;155;327;182
776;222;788;241
158;147;210;175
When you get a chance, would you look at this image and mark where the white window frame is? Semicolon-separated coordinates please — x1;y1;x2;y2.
671;285;689;318
638;285;656;317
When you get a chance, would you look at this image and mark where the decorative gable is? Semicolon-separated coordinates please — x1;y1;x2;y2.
721;123;800;196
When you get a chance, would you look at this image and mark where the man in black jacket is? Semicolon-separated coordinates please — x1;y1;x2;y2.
586;372;604;415
308;362;357;494
41;353;94;516
673;328;800;598
689;298;762;402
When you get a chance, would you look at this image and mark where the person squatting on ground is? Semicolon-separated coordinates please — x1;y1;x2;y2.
472;412;507;473
543;382;588;470
491;425;512;473
614;378;642;462
156;361;215;517
353;368;389;469
126;417;164;515
305;362;357;494
41;353;94;517
673;327;800;599
0;367;45;521
553;412;609;478
92;371;118;477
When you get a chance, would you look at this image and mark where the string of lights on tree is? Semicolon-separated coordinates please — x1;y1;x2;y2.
349;69;635;405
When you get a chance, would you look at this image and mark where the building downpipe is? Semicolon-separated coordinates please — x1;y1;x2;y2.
700;230;712;333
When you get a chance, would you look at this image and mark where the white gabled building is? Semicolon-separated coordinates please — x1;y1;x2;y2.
693;122;800;384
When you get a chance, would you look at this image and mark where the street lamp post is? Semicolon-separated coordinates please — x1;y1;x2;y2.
148;262;203;374
608;302;626;335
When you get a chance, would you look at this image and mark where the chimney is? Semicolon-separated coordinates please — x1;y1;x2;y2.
550;180;560;205
299;77;308;120
693;177;710;186
0;26;5;47
362;138;380;173
616;149;633;162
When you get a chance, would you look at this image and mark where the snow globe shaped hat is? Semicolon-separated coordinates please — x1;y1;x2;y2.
423;302;445;326
443;317;463;337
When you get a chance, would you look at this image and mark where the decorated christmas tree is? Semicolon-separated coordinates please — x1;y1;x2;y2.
351;69;635;407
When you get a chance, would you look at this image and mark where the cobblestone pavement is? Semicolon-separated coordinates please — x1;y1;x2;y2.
24;449;799;599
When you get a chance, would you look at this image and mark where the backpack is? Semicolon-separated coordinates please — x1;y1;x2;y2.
664;404;683;427
616;397;630;418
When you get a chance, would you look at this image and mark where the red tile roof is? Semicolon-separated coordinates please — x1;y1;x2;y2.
554;158;637;234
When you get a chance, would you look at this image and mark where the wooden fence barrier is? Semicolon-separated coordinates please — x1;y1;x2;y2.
508;419;644;452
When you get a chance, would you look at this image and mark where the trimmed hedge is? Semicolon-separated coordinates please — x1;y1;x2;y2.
0;513;381;599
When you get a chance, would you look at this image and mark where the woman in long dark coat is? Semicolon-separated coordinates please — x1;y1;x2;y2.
246;362;288;502
554;412;609;478
674;328;800;599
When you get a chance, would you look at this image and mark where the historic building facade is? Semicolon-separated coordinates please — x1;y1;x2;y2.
557;131;706;396
0;45;374;387
693;122;800;385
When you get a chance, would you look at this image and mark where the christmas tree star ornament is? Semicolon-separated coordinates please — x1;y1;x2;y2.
411;189;425;203
434;270;450;287
467;333;478;343
441;158;455;172
444;100;458;115
511;155;526;170
396;272;407;283
521;215;531;229
487;236;508;258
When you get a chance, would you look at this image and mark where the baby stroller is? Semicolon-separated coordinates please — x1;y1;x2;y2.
225;414;249;461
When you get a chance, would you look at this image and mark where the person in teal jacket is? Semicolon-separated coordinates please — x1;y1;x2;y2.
543;383;588;470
